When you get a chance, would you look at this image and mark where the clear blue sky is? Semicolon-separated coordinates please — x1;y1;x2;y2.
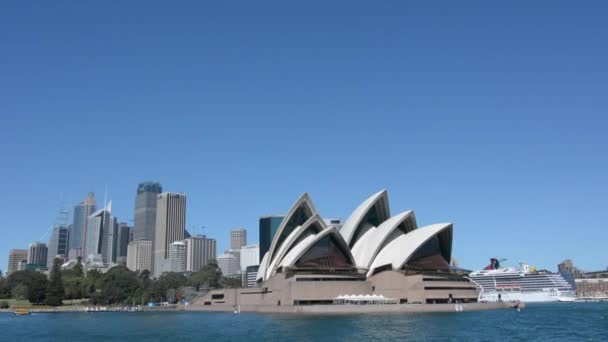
1;1;607;273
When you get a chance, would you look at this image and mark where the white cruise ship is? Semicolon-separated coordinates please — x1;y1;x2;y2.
468;258;576;303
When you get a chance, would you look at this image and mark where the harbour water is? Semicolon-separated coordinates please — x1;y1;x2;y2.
1;303;606;341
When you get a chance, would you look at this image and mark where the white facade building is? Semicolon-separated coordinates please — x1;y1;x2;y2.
240;244;260;272
168;241;187;272
127;240;152;272
185;235;216;272
217;253;239;277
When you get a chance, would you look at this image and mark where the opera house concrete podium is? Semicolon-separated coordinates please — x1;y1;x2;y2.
193;190;489;313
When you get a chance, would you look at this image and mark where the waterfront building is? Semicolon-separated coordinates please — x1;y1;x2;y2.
576;278;608;298
126;240;152;272
242;265;259;287
185;235;216;272
69;192;97;258
240;244;259;273
230;228;247;250
47;224;70;268
154;192;186;277
7;249;28;275
168;241;187;272
84;202;114;265
217;253;239;277
114;222;131;265
133;181;162;242
259;215;284;261
27;242;48;267
197;190;478;309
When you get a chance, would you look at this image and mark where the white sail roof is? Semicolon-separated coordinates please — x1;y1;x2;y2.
340;190;390;248
367;223;453;277
279;227;356;269
351;210;416;268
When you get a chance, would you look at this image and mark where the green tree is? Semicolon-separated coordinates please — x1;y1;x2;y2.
189;261;222;290
46;258;65;306
7;270;48;304
90;266;139;305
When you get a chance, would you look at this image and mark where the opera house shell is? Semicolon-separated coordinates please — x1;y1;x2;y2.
196;190;479;309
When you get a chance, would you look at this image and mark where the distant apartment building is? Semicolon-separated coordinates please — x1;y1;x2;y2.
240;244;259;273
7;249;28;275
217;253;239;277
69;192;96;258
47;224;70;267
558;259;583;289
242;265;259;288
134;181;162;241
230;228;247;250
259;215;284;260
168;241;187;273
154;192;186;277
27;242;48;267
185;235;216;272
84;202;114;265
126;240;152;272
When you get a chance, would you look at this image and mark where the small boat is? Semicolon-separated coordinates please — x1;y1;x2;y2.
14;307;30;316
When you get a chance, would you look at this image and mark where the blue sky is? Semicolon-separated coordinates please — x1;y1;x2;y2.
1;1;607;272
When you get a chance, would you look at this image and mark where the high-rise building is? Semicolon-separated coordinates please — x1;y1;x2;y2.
47;224;70;267
126;240;152;272
69;192;96;258
230;228;247;250
133;182;162;242
217;253;239;277
7;249;28;275
27;242;48;266
84;202;113;265
225;249;241;274
240;244;260;273
154;192;186;277
115;222;131;265
185;235;217;272
259;215;284;260
168;241;187;272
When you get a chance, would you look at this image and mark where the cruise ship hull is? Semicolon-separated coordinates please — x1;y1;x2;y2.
478;291;576;303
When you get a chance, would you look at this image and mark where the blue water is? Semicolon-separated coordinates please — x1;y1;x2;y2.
1;303;607;341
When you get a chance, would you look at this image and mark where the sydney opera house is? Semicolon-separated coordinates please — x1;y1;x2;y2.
194;190;482;311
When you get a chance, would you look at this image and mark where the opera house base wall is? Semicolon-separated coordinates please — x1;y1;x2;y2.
185;302;511;314
369;271;479;304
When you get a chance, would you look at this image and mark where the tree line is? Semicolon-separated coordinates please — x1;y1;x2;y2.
0;257;241;307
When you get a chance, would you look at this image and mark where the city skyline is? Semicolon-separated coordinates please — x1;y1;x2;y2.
1;2;608;274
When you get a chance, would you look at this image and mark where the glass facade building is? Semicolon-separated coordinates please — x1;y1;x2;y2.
259;215;284;261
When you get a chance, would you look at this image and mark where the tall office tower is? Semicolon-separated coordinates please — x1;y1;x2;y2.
226;249;241;274
27;242;48;266
240;244;260;273
185;235;217;272
217;253;239;277
69;192;97;258
230;228;247;250
126;240;152;272
114;222;131;265
133;182;162;241
84;202;113;265
259;215;284;260
154;192;186;277
168;241;187;272
7;249;28;275
47;225;70;267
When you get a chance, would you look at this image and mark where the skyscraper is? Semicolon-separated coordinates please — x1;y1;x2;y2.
7;249;27;275
185;235;216;272
84;201;113;265
259;215;284;260
69;192;96;258
115;222;131;265
230;228;247;250
154;192;186;277
126;240;152;272
27;242;48;266
47;224;70;268
133;182;162;241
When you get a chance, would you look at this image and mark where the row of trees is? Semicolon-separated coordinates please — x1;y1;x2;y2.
0;257;240;306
